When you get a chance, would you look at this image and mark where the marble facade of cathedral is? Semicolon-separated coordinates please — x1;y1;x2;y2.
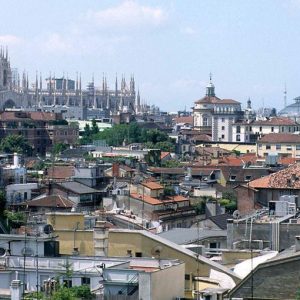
0;48;143;119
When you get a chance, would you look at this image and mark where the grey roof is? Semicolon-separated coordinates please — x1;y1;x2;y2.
57;181;100;194
209;213;232;230
158;228;227;245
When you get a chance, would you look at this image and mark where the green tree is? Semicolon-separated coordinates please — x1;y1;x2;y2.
91;119;99;135
4;211;26;228
155;141;175;152
0;135;33;156
50;287;75;300
0;191;6;217
71;285;95;299
52;143;68;155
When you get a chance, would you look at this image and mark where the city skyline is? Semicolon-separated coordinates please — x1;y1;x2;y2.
1;0;300;111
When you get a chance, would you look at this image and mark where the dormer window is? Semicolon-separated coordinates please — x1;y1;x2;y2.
245;175;252;181
230;175;236;181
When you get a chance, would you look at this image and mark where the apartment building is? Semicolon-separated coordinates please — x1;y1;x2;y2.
233;117;299;143
256;133;300;158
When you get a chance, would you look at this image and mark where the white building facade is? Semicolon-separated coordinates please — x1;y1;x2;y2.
193;77;242;142
232;117;299;143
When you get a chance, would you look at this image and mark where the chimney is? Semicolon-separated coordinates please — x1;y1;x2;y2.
93;221;109;256
13;153;19;168
10;272;22;300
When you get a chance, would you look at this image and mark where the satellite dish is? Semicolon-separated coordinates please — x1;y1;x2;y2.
44;224;54;235
151;245;163;257
233;210;240;219
0;248;6;257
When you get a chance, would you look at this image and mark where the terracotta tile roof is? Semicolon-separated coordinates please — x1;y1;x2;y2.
192;134;212;142
130;193;188;205
278;157;299;166
258;133;300;143
46;165;74;180
29;111;59;121
0;111;59;121
194;96;240;105
239;117;297;126
161;152;171;159
249;163;300;189
218;156;243;166
141;181;164;190
23;195;75;208
0;111;31;121
174;116;193;125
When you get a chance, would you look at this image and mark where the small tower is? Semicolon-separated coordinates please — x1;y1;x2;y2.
206;73;215;97
247;97;252;110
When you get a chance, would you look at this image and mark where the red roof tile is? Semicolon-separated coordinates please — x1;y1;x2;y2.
23;195;75;208
174;116;193;125
258;133;300;143
141;181;164;190
130;193;188;205
249;163;300;189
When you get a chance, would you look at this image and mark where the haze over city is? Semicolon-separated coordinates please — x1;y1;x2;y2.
1;0;300;111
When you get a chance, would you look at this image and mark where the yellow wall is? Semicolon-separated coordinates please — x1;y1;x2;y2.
47;213;85;230
54;230;94;256
108;230;240;293
46;213;94;256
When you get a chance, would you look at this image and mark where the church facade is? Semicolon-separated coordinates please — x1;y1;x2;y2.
0;47;143;119
193;76;243;142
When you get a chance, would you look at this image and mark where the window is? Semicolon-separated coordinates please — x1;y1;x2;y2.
81;277;90;286
266;145;271;150
259;126;262;132
271;127;274;132
296;145;300;150
135;252;142;257
245;175;252;181
221;134;225;139
289;127;291;132
287;145;292;150
210;242;220;248
236;135;240;141
258;144;262;150
221;126;225;130
203;116;208;127
282;127;284;132
63;279;72;288
127;250;132;257
276;144;281;150
24;192;27;200
230;175;236;181
185;274;191;280
221;118;225;122
249;126;252;131
236;126;241;133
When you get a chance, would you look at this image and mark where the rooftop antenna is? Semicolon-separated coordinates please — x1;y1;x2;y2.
284;82;287;108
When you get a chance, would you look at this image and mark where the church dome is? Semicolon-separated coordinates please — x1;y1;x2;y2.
278;97;300;118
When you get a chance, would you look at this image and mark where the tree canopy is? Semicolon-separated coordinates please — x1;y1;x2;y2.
80;122;176;151
0;135;33;156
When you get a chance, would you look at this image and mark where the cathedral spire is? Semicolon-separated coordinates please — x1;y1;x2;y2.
115;74;118;97
39;72;42;90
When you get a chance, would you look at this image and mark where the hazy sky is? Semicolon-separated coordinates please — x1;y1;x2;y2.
1;0;300;111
